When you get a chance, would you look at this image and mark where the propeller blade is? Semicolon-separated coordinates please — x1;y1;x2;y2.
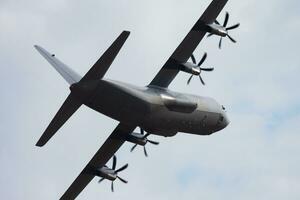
98;178;105;183
223;12;229;27
143;146;148;157
187;75;193;85
130;144;138;152
117;176;128;184
191;54;197;64
207;33;213;37
140;127;144;135
199;75;205;85
111;182;114;192
219;37;223;49
112;155;117;170
215;20;220;25
226;23;240;30
200;67;214;72
142;133;150;140
227;34;237;43
198;52;207;66
115;164;128;173
148;140;159;145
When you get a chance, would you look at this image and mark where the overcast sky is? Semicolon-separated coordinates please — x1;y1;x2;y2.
1;0;300;199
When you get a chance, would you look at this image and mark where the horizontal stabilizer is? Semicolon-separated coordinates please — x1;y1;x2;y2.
36;94;82;147
34;45;82;85
35;31;130;147
81;31;130;81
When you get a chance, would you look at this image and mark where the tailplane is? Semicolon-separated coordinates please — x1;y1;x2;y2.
35;31;130;147
36;93;81;147
80;30;130;81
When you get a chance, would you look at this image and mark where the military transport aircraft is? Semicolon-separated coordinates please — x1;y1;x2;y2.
35;0;239;199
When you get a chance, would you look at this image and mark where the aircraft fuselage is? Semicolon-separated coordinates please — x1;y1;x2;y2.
71;79;229;137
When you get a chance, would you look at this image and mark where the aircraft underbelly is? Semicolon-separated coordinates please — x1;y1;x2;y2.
85;80;221;136
142;105;220;136
86;80;150;125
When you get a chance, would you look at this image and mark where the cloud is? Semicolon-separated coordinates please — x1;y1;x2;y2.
1;0;300;199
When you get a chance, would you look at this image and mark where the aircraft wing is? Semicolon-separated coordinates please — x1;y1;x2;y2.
60;123;136;200
149;0;228;88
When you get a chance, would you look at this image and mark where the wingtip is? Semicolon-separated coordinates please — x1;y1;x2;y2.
35;140;45;147
122;30;130;36
34;45;44;53
33;45;53;57
35;135;48;147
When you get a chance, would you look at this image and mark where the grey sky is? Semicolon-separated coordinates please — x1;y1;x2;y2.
1;0;300;199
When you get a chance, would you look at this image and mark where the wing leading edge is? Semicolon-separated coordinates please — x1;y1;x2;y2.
60;123;136;200
149;0;228;88
56;1;229;198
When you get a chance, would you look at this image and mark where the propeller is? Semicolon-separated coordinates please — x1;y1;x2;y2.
207;12;240;49
187;52;214;85
130;128;159;157
98;155;128;192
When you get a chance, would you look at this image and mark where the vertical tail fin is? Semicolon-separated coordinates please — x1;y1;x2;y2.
34;45;82;85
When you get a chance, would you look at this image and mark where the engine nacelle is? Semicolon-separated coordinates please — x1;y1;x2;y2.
93;166;117;181
206;23;227;37
180;62;200;75
124;132;147;146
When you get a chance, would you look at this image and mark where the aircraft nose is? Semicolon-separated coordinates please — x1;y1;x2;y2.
222;114;230;128
216;113;230;131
